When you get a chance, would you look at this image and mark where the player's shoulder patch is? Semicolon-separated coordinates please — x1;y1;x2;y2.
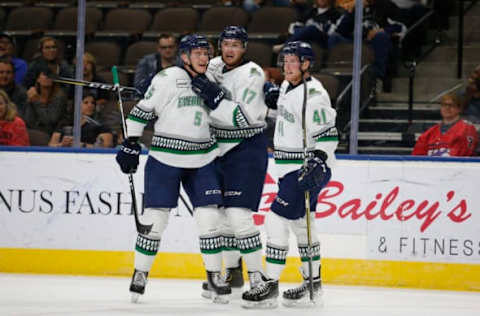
249;67;262;77
308;87;322;97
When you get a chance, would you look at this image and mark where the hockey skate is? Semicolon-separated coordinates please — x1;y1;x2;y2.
201;259;244;299
241;271;279;309
129;269;148;303
282;268;322;308
205;271;232;304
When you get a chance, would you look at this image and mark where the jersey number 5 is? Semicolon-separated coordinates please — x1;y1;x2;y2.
194;111;202;126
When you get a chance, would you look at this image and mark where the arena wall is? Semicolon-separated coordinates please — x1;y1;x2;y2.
1;148;479;291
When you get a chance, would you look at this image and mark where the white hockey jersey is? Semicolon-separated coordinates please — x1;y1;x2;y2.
126;66;218;168
273;76;338;179
206;56;268;156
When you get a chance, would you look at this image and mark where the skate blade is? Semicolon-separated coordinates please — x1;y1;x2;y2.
201;290;212;300
241;298;278;309
230;286;244;300
282;297;323;308
212;294;230;304
130;293;140;304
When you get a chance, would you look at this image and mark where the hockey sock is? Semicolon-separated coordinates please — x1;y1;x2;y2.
222;233;242;269
134;234;160;272
199;235;224;271
265;242;288;280
237;233;263;272
298;242;321;279
195;206;224;272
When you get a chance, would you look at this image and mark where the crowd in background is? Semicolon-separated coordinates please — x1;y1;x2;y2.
0;0;478;157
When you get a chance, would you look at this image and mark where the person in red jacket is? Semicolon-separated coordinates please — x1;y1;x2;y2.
412;93;478;157
0;88;29;146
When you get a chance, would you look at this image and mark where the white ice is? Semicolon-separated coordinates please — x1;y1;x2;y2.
1;273;479;316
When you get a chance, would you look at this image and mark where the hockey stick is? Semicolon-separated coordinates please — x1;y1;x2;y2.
300;74;315;302
112;66;153;235
52;76;140;95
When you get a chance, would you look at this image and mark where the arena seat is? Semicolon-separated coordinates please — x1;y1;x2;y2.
124;41;157;68
85;41;122;69
53;7;103;34
198;7;248;33
27;129;51;146
149;8;198;34
102;8;152;33
6;7;54;32
244;41;273;68
247;7;297;37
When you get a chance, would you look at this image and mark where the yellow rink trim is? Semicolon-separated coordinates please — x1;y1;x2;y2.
1;248;479;291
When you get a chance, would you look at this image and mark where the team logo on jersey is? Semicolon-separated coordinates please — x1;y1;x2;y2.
308;88;322;97
249;68;262;77
176;79;190;88
178;95;204;107
277;105;295;123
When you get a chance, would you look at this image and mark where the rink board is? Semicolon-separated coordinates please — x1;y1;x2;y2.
1;148;480;291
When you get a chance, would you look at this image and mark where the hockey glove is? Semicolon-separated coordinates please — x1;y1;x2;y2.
116;138;141;174
191;75;225;110
298;150;331;191
263;81;279;110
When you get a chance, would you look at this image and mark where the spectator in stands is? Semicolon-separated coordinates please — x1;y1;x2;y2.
23;68;68;135
0;59;27;118
459;65;480;124
23;36;73;90
134;33;177;96
0;89;29;146
48;94;113;148
337;0;406;91
0;33;27;85
272;0;347;53
78;52;109;107
412;93;478;157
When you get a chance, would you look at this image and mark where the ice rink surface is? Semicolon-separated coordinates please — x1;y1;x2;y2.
1;273;480;316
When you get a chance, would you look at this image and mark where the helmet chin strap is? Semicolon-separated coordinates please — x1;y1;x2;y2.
183;55;204;77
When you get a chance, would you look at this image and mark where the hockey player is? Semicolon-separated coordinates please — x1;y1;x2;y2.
115;34;231;304
242;41;338;308
189;26;270;299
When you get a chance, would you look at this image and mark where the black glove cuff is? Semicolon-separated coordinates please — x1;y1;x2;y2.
127;136;139;144
312;150;328;162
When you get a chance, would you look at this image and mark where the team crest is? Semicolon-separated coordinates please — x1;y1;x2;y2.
250;68;262;77
308;88;321;97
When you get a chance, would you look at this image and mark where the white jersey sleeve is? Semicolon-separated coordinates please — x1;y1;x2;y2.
126;71;173;137
305;83;338;167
